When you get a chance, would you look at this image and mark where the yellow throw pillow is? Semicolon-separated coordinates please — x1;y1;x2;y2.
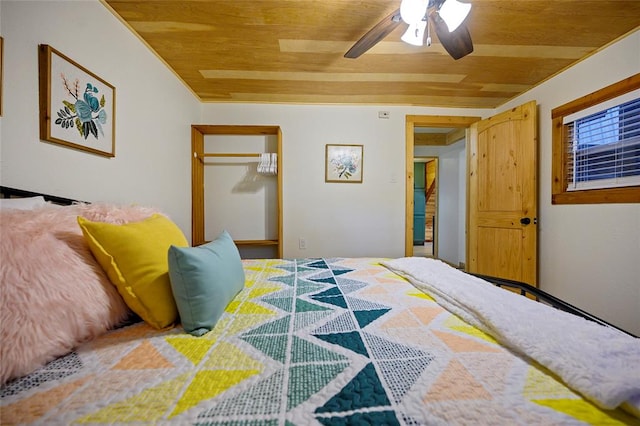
77;214;188;329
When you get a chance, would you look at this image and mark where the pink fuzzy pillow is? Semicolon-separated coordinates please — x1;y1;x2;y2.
0;203;161;385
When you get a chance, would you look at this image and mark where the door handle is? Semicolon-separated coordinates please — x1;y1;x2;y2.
520;217;531;225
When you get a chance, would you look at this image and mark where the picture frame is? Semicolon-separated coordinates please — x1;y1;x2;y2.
325;144;363;183
38;44;115;157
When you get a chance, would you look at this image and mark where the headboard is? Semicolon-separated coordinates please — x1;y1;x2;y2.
0;186;86;206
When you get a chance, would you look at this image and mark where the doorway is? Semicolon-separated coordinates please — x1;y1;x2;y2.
413;157;437;258
404;115;481;263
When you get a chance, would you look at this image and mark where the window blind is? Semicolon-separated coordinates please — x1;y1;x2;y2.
565;97;640;191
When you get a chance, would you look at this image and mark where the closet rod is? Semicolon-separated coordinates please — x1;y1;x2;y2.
201;153;261;158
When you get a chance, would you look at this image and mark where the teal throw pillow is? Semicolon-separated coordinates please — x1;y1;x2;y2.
167;230;245;336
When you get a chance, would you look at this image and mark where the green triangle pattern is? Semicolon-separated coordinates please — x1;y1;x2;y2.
307;269;335;281
354;309;391;328
312;294;347;309
296;282;327;296
312;312;358;334
266;287;295;298
270;273;296;287
322;257;342;263
329;268;352;276
293;311;334;331
295;266;320;275
242;335;288;363
262;296;294;313
198;420;279;426
290;336;349;364
345;297;390;311
314;331;368;357
313;287;342;297
362;332;431;360
317;410;400;426
196;369;285;419
242;316;291;336
305;259;329;269
314;363;392;413
336;278;368;294
287;362;349;409
378;357;435;404
296;298;332;313
274;265;296;273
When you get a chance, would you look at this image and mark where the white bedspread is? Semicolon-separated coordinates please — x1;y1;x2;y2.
381;257;640;415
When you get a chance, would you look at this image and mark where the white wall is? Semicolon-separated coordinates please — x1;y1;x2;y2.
499;30;640;335
199;104;487;259
2;1;637;334
414;140;466;266
202;133;279;259
0;0;200;235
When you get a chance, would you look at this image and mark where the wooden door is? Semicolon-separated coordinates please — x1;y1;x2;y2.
467;101;537;285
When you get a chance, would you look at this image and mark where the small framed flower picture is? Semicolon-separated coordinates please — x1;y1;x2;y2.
325;144;363;183
38;44;115;157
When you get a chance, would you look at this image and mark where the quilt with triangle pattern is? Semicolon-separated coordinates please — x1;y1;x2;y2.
1;258;635;425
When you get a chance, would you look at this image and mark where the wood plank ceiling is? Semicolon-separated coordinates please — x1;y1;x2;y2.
102;0;640;109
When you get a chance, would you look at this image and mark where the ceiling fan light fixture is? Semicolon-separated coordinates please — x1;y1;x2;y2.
438;0;471;32
401;20;427;46
400;0;428;25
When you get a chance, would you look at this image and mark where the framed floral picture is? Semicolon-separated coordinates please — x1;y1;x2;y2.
325;144;363;183
38;44;115;157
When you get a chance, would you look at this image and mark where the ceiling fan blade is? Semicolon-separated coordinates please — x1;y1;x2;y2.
344;8;402;59
431;12;473;60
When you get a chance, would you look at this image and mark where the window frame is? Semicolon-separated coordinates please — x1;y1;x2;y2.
551;73;640;204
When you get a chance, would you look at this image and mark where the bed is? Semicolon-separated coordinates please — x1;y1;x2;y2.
1;186;639;425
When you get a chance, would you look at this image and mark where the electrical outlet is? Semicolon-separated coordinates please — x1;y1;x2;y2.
299;238;307;250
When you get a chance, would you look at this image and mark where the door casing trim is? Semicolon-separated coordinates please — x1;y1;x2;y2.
405;115;481;257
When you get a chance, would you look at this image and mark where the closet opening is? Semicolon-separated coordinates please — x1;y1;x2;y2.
192;125;282;259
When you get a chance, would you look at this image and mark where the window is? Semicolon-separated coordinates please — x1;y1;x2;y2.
552;74;640;204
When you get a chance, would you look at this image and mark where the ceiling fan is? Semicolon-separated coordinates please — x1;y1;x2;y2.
344;0;473;60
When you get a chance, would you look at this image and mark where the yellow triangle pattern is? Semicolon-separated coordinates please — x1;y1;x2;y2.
443;314;468;328
166;336;215;365
226;301;276;315
523;365;578;400
248;286;282;299
77;373;191;423
407;290;434;301
225;300;242;313
170;369;260;418
226;314;277;335
384;271;409;281
448;324;499;345
244;277;258;288
533;399;630;425
197;317;231;341
443;315;500;345
202;341;264;371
